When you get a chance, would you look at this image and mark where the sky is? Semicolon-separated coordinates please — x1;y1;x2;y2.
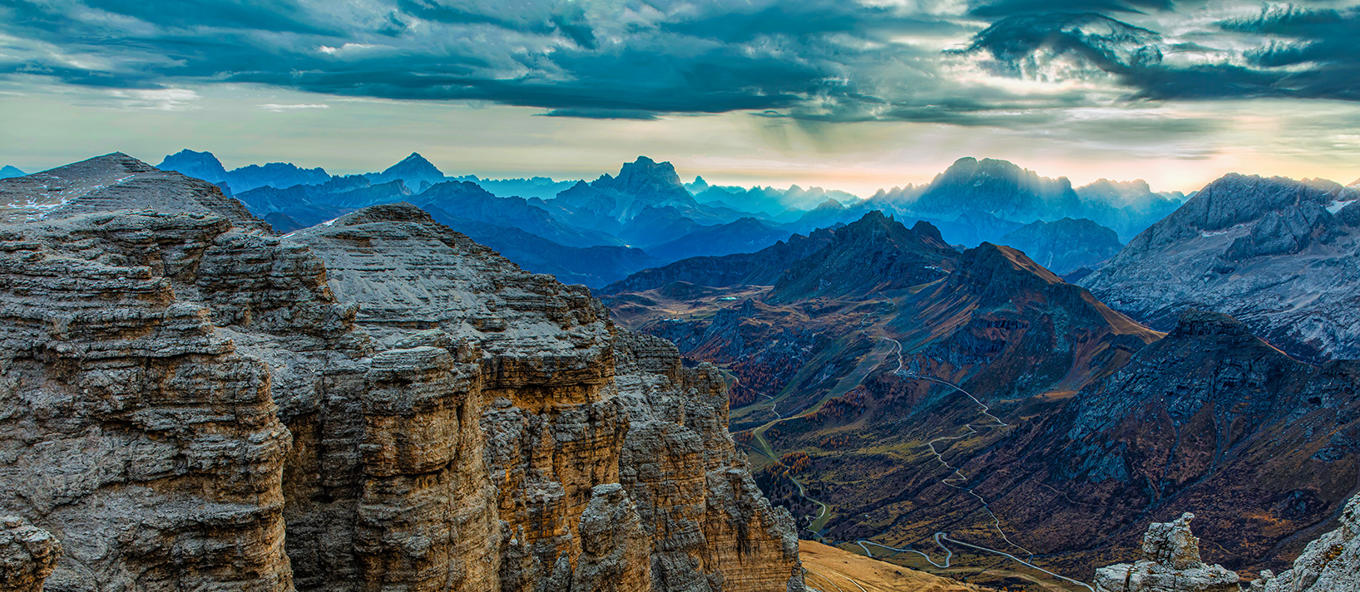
1;0;1358;195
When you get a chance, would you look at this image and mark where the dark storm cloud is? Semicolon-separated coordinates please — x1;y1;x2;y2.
964;13;1165;72
663;0;969;42
1;0;1359;123
962;3;1360;102
967;0;1176;18
1226;5;1360;100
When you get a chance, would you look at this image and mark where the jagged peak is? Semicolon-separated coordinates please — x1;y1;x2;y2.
833;211;952;254
615;156;680;181
157;149;227;177
1077;177;1153;197
164;148;219;159
420;179;495;198
1202;172;1342;194
911;220;945;244
938;156;1029;179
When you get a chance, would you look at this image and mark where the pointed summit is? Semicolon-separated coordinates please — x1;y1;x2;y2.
0;165;25;179
370;152;445;189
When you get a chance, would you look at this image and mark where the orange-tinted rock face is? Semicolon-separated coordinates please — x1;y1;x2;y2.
0;156;803;592
288;204;803;592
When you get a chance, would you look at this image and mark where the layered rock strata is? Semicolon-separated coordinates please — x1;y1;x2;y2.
0;155;802;592
1;517;61;592
1094;513;1240;592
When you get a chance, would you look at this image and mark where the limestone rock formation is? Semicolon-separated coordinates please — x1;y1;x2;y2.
0;154;803;592
1;517;61;592
1094;513;1240;592
1248;494;1360;592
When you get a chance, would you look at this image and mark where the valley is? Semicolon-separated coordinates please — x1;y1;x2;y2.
603;201;1360;590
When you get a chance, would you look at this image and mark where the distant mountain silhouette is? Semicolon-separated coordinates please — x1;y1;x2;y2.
910;157;1082;221
367;152;445;189
158;149;328;193
999;217;1122;274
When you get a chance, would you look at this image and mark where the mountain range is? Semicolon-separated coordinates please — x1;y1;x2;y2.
159;148;330;194
600;185;1360;588
152;150;1189;290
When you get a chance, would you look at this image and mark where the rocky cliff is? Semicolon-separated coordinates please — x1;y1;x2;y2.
0;154;803;592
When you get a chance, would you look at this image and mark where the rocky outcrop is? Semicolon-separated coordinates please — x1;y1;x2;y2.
1097;494;1360;592
1;517;61;592
1094;513;1240;592
1248;494;1360;592
0;155;803;591
286;203;802;592
0;152;265;228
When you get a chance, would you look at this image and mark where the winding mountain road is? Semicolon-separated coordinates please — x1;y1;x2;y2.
853;337;1095;592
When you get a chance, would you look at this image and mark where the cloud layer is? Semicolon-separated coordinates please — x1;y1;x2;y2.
1;0;1356;124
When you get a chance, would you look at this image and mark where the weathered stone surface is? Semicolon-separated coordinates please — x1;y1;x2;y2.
1;516;61;592
614;332;802;591
1248;494;1360;592
0;211;296;591
287;204;803;592
0;156;805;591
1094;513;1240;592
